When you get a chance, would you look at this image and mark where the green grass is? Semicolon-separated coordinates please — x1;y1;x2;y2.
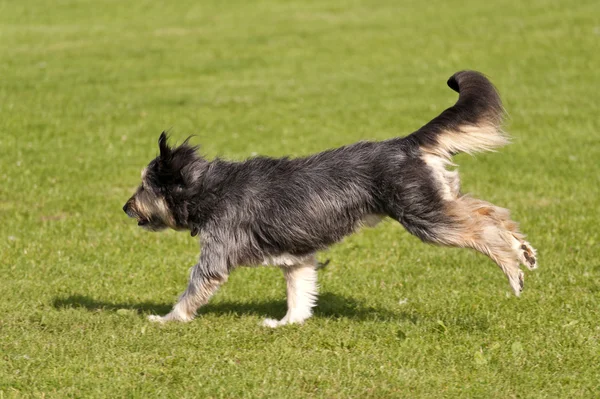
1;0;599;397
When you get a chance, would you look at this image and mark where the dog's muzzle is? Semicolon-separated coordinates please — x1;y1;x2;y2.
122;201;135;218
123;200;149;226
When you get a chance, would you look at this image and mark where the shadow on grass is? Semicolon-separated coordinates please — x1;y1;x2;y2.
52;292;415;322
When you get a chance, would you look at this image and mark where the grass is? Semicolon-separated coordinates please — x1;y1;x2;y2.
1;0;599;397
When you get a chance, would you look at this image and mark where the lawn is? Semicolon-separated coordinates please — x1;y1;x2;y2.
1;0;599;397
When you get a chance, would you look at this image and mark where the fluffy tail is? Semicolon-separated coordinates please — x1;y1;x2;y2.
409;71;508;159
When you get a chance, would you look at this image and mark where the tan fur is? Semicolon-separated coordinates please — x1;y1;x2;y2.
149;276;226;323
435;196;532;295
422;123;509;160
134;196;177;229
422;154;460;200
421;144;536;295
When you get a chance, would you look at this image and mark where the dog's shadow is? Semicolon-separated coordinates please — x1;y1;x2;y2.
52;292;413;323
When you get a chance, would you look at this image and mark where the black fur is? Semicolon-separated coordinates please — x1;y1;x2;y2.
123;70;528;324
142;134;451;269
131;71;503;275
406;71;503;154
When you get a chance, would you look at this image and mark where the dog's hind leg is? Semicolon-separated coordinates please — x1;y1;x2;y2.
426;196;538;296
391;185;537;295
386;150;537;295
263;255;318;328
148;245;228;323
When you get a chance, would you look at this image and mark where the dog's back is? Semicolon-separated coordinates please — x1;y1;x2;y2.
198;72;511;263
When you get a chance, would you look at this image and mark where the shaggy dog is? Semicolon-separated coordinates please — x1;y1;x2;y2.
123;71;537;327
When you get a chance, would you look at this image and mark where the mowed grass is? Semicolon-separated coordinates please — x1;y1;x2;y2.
1;0;599;397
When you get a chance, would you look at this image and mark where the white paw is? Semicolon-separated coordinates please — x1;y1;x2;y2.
262;318;280;328
148;309;194;323
148;315;167;323
262;314;310;328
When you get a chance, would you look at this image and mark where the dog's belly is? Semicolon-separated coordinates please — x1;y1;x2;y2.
262;253;309;266
258;214;385;267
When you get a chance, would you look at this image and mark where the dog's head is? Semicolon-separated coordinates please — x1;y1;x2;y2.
123;132;206;232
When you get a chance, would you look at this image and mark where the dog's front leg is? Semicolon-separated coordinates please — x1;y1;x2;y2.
263;255;319;328
148;245;227;323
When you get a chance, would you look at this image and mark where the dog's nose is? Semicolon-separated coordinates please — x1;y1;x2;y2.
123;203;129;214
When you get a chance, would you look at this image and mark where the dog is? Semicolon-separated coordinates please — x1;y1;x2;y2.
123;70;537;327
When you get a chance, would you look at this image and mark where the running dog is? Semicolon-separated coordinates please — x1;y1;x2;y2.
123;71;537;327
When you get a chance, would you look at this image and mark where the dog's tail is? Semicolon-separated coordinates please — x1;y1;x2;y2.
408;71;508;159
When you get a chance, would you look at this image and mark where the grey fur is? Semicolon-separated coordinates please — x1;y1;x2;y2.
123;71;537;325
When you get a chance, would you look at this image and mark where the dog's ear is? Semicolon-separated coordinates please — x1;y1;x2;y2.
181;161;206;187
158;132;172;161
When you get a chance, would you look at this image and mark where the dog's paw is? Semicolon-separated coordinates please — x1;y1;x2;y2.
507;269;525;297
148;315;167;323
518;269;525;292
519;241;538;270
262;314;310;328
262;318;281;328
148;309;194;323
